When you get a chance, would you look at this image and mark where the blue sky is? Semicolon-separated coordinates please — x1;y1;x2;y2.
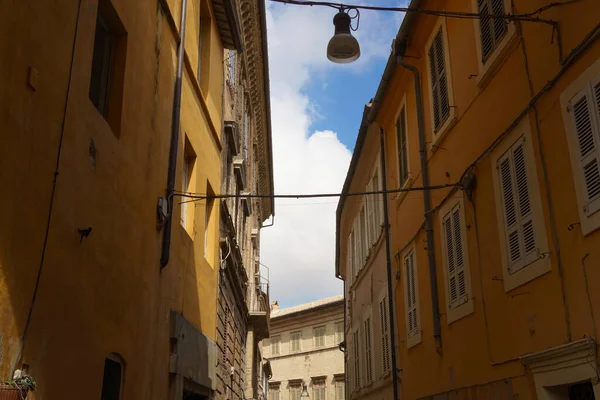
260;2;404;309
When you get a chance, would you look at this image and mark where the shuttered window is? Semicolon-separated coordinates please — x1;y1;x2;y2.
364;316;373;383
313;383;326;400
353;219;361;274
353;329;361;389
568;78;600;216
290;386;301;400
379;297;391;373
442;203;468;308
335;322;344;344
360;205;367;263
477;0;508;63
497;137;538;274
314;326;326;348
291;332;301;352
428;28;450;132
366;179;376;246
336;382;345;400
404;249;419;337
271;336;280;355
397;106;409;187
347;232;354;284
373;169;382;233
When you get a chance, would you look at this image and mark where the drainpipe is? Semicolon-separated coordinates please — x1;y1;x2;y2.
380;128;400;400
395;39;442;349
161;0;188;268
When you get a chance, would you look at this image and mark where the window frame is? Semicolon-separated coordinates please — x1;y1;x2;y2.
313;326;326;348
362;310;374;385
438;195;474;323
378;291;391;375
181;137;197;236
271;335;280;356
425;17;456;150
334;321;344;345
491;118;550;292
402;246;421;348
471;0;516;87
290;331;302;353
395;95;411;190
312;379;326;400
560;57;600;236
352;327;361;391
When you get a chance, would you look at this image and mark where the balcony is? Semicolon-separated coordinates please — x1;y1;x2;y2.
248;270;270;341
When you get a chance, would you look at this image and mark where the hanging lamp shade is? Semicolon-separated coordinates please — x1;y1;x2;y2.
301;383;310;397
327;11;360;64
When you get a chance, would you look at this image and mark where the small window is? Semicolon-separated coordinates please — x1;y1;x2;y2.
289;384;301;400
204;183;215;260
440;197;474;323
497;137;538;274
352;329;361;389
335;381;345;400
396;105;409;187
359;205;367;263
89;0;126;135
477;0;508;63
428;28;450;133
314;326;326;348
365;167;381;247
363;316;373;384
313;381;326;400
335;321;344;344
403;248;421;347
181;139;196;233
269;385;280;400
228;51;236;85
290;331;301;353
379;297;391;373
101;355;123;400
346;231;354;285
271;336;280;355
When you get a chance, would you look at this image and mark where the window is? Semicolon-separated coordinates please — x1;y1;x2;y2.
197;0;212;91
562;61;600;235
181;139;196;233
477;0;508;63
347;231;354;284
379;296;391;374
291;331;301;353
335;381;345;400
396;105;409;187
440;197;474;323
89;14;114;117
353;219;361;275
352;329;361;389
269;383;281;400
244;105;250;160
314;326;326;348
403;248;421;347
89;0;126;134
428;28;450;133
359;205;367;262
205;183;215;260
335;322;344;344
363;316;373;384
101;354;123;400
497;137;538;274
313;380;326;400
290;384;301;400
366;166;382;247
228;51;236;85
491;120;549;291
271;336;280;355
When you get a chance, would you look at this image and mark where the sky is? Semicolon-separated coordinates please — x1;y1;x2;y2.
260;1;406;308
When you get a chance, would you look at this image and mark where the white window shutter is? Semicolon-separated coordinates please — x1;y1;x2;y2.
364;317;373;383
347;233;353;285
405;250;418;336
498;138;538;274
353;220;360;275
571;83;600;216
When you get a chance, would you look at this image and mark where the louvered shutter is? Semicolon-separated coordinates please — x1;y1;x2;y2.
347;233;354;285
498;138;537;273
353;329;361;388
367;178;376;246
478;0;507;63
570;82;600;216
429;29;450;132
443;204;467;308
397;107;409;187
336;384;344;400
379;298;391;373
405;250;418;336
353;220;360;274
360;205;367;263
364;317;373;383
372;169;381;238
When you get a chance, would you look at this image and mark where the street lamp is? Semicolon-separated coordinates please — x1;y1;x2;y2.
301;382;310;398
326;10;360;64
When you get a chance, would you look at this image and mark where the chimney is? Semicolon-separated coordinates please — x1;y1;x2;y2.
271;301;279;311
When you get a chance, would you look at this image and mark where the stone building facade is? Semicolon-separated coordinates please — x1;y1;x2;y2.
215;0;274;399
263;296;345;400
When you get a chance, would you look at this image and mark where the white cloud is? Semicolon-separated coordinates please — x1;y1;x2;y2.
261;2;402;308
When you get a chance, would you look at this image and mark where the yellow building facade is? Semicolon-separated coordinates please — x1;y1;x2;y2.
0;0;245;398
337;0;600;399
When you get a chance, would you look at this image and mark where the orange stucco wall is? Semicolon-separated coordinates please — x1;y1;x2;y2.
0;0;224;398
339;0;600;399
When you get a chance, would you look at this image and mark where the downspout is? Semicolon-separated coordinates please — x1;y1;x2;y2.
160;0;188;268
380;128;400;400
395;39;442;349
